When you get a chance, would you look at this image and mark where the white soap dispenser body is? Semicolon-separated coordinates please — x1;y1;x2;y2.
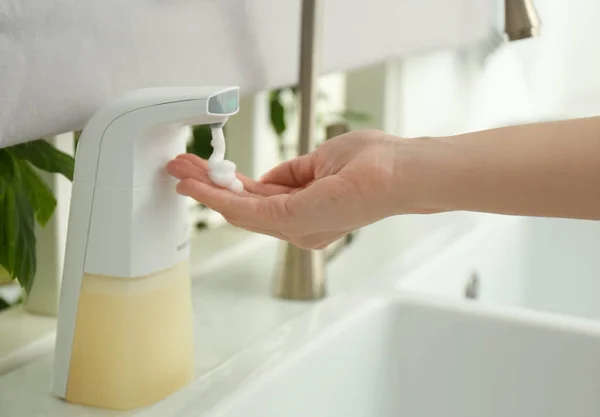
52;87;239;410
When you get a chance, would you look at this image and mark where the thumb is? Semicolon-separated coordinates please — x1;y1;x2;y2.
259;153;316;187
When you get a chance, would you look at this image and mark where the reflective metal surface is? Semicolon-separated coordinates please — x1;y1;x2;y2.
505;0;541;41
273;0;355;301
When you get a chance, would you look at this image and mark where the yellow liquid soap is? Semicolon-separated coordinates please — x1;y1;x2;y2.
66;261;194;410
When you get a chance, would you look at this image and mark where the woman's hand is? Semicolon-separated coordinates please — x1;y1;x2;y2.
168;116;600;237
166;130;414;249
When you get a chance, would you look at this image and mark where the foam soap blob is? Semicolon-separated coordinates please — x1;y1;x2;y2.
208;126;244;193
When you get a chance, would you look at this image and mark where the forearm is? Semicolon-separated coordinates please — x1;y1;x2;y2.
411;116;600;220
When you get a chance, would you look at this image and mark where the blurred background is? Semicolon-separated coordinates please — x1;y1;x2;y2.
1;0;600;333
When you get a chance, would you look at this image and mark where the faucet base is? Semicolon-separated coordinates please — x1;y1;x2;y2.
273;243;326;300
272;232;356;301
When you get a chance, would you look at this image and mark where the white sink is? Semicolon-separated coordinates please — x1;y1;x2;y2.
398;215;600;321
3;214;600;417
203;294;600;417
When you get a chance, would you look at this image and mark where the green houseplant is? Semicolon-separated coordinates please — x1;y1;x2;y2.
0;139;74;304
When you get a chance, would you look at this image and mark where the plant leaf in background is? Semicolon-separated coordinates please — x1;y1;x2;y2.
9;139;74;181
0;139;75;296
1;162;37;294
73;130;82;154
0;149;11;197
268;86;373;156
0;150;14;271
16;159;57;227
269;89;287;137
0;186;7;272
187;125;214;160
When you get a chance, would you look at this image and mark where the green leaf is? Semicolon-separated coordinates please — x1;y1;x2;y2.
1;168;37;294
0;150;14;271
269;89;286;137
0;149;13;196
0;188;7;272
73;130;82;155
187;125;214;160
0;297;10;312
0;151;40;293
8;139;74;181
16;159;57;227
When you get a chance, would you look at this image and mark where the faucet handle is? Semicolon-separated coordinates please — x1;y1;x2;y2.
505;0;541;41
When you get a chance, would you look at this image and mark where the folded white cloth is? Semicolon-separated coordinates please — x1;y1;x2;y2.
0;0;488;148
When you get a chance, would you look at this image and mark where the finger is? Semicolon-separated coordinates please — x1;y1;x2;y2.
180;179;302;241
174;154;295;197
168;159;254;198
243;176;296;197
167;158;210;182
176;178;259;221
175;153;209;169
169;158;271;200
259;154;316;187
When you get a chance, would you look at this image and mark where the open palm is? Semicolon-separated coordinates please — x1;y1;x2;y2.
167;130;405;249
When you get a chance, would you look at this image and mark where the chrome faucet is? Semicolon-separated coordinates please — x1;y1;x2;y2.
272;0;355;300
504;0;541;41
467;0;541;64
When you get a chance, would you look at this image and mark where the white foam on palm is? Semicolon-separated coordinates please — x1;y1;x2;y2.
208;126;244;193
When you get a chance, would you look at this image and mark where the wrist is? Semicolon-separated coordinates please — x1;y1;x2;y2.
390;135;462;215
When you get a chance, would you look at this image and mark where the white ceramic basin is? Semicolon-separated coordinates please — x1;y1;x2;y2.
203;294;600;417
398;215;600;321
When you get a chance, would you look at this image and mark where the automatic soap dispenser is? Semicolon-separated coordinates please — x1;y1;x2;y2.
51;87;240;410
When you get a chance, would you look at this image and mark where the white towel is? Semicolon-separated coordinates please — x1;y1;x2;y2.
0;0;489;148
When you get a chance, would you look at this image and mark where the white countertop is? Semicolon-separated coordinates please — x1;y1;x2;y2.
0;212;481;416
